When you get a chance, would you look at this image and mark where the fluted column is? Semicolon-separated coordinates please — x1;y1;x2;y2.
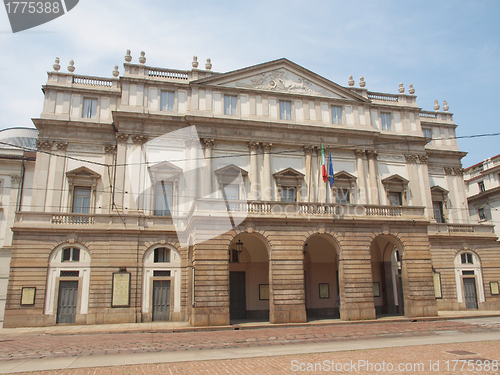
311;147;318;202
249;142;259;200
114;133;129;212
366;150;379;205
417;155;433;219
129;134;148;212
304;146;312;202
404;154;421;207
201;139;214;197
262;143;272;200
354;150;367;204
32;140;53;212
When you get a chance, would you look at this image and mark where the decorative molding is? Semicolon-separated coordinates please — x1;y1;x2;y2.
67;144;103;153
201;138;215;149
10;175;22;184
132;134;148;144
36;140;53;150
428;167;444;175
453;167;464;176
56;142;68;151
444;167;454;176
378;153;405;163
105;145;116;154
248;142;259;152
418;155;428;164
262;143;272;152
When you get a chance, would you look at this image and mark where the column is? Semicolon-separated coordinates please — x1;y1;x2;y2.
354;150;367;204
311;147;318;202
262;143;272;201
103;145;116;214
201;139;214;197
31;140;52;212
444;167;459;222
418;155;433;219
453;167;469;223
304;146;312;202
129;134;148;212
317;148;326;203
404;154;422;206
248;142;259;200
366;150;379;205
114;133;129;212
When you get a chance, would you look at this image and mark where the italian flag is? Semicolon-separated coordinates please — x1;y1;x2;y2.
321;144;327;183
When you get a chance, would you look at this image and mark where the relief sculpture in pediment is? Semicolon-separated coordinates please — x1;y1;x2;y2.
235;69;334;97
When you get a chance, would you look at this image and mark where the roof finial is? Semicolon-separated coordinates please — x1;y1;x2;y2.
139;51;146;64
125;50;132;63
398;83;404;93
348;75;354;87
443;101;449;112
434;100;440;111
205;58;212;70
409;84;415;95
67;60;75;73
359;76;366;88
112;65;119;77
53;57;61;71
192;56;199;68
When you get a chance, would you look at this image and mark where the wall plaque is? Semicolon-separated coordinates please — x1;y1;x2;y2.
112;272;130;307
20;287;36;306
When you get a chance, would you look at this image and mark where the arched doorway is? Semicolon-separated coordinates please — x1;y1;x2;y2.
370;235;405;316
303;235;339;320
454;250;484;309
45;243;91;324
228;233;269;322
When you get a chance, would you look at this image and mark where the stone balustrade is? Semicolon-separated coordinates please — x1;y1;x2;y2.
428;223;496;236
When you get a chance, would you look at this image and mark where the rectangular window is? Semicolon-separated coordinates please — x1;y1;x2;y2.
422;128;432;139
433;201;445;223
388;192;402;206
281;186;296;202
62;247;80;262
154;247;170;263
223;184;239;200
478;207;486;221
82;98;97;118
381;112;392;131
335;188;350;204
72;187;91;214
160;91;175;112
331;106;343;125
154;181;173;216
224;95;237;115
461;253;474;264
279;100;292;120
478;181;486;192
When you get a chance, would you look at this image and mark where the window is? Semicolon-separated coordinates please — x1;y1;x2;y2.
154;181;173;216
72;187;91;214
82;98;97;118
160;91;175;112
224;95;237;115
461;253;474;265
388;192;402;206
279;100;291;120
62;247;80;262
433;201;446;223
381;112;391;131
154;247;170;263
478;207;486;221
335;188;350;204
331;106;343;125
223;184;239;200
281;186;296;202
478;181;486;192
422;128;432;139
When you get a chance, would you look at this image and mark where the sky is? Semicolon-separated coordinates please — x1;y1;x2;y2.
0;0;498;167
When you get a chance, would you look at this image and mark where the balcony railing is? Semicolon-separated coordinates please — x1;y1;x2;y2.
428;223;495;236
367;92;399;102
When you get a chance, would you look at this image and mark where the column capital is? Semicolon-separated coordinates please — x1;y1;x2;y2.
131;134;148;144
404;154;418;164
36;139;53;150
444;167;454;175
262;143;272;152
248;141;259;151
10;175;22;184
418;155;428;164
366;150;378;159
353;149;366;158
116;133;129;143
56;141;68;151
453;167;464;176
201;138;215;149
303;145;313;155
105;144;117;154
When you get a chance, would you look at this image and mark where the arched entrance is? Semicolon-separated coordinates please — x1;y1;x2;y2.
229;233;269;322
454;250;484;309
303;234;339;320
370;235;405;316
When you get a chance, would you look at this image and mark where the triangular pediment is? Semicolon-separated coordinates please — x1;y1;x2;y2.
334;170;357;180
273;167;305;179
382;174;409;185
431;185;448;194
193;58;368;102
148;160;182;181
215;164;248;177
66;166;100;179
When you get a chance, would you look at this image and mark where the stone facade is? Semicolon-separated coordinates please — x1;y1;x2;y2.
3;53;500;328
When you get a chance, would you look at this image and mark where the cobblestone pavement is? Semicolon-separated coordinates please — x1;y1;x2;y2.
10;341;500;374
0;317;499;362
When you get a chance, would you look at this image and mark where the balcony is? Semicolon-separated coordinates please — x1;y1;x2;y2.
428;223;496;237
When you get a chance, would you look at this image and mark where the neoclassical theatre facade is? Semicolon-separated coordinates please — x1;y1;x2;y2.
4;53;500;327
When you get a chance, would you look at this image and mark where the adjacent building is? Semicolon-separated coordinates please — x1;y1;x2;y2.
3;52;500;328
465;154;500;236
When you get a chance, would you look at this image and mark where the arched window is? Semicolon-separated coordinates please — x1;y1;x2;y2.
454;251;484;308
